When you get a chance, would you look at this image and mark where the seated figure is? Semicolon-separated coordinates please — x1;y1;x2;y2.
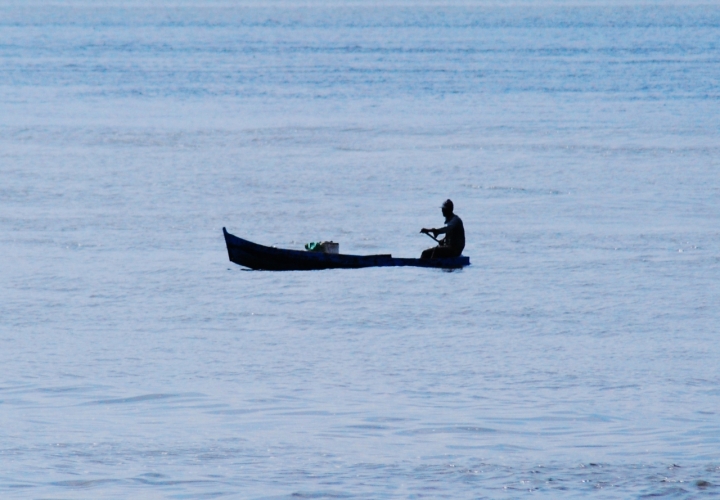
420;199;465;259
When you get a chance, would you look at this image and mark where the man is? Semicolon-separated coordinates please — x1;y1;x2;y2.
420;199;465;259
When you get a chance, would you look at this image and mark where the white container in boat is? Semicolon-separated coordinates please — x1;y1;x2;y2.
322;242;339;254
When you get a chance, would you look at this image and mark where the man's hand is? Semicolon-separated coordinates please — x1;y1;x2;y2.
421;228;438;236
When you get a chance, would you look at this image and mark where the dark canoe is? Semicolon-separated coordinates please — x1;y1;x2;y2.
223;228;470;271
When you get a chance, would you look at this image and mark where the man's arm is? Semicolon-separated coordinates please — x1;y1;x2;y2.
421;227;446;236
435;217;460;236
421;227;445;244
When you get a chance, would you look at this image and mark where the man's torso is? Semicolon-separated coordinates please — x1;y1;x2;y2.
443;215;465;252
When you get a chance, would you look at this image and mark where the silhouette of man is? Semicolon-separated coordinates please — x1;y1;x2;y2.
420;199;465;259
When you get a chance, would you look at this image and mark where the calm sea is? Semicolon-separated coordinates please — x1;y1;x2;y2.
2;1;720;498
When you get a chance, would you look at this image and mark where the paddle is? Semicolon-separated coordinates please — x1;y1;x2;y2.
420;229;440;243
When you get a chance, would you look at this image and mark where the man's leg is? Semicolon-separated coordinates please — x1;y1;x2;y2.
429;246;461;259
421;247;437;259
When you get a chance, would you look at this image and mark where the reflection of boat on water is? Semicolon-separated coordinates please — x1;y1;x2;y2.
223;228;470;271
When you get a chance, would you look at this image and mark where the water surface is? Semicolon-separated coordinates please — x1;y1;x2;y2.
1;1;720;498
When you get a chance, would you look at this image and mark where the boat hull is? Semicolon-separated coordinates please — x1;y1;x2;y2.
223;228;470;271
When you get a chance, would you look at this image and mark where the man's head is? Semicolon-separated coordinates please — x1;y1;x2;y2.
441;199;454;218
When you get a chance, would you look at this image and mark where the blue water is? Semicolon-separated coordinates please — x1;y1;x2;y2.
2;1;720;498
